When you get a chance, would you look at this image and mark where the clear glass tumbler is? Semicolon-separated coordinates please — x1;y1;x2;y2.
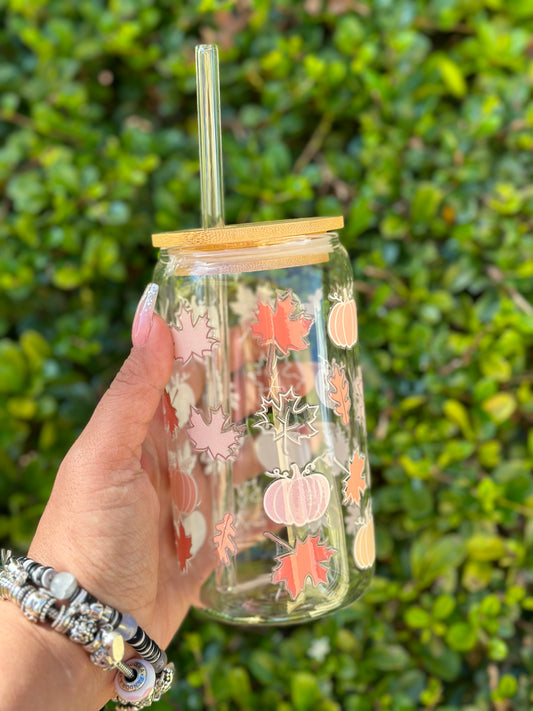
153;219;374;625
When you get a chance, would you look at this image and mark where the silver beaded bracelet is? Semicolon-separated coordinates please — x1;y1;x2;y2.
0;550;174;709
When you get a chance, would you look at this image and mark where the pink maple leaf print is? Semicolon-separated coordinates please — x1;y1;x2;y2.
171;307;218;364
186;406;243;461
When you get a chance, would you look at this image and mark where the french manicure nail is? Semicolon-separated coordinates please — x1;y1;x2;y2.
132;283;159;347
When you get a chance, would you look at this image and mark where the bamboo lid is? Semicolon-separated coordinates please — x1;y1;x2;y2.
152;215;344;250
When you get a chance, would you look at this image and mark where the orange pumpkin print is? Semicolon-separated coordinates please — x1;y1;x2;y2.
170;465;199;516
327;292;358;349
353;515;375;570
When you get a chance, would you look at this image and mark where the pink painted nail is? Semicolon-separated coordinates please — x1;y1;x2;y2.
132;283;159;347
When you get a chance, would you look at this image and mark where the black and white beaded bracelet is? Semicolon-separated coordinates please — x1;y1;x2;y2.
0;550;174;709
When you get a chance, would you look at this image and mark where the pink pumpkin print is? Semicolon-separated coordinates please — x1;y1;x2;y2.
263;463;331;527
327;292;358;349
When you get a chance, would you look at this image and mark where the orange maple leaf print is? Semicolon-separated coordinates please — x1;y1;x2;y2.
251;291;314;356
270;534;335;600
343;449;367;506
162;389;179;436
328;363;351;426
174;520;193;572
213;512;238;566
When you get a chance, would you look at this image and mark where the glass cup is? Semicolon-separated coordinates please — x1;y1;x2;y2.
152;220;374;625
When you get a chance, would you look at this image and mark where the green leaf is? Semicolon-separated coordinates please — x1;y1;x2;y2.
482;393;517;423
446;622;478;651
411;183;444;225
6;171;48;214
404;605;432;629
437;56;467;97
411;535;466;587
227;667;253;710
480;594;501;617
487;638;508;661
7;396;37;419
467;535;505;561
420;643;462;682
0;341;27;394
478;441;502;469
488;183;524;215
432;595;456;620
52;264;83;290
290;672;322;711
401;480;433;518
248;650;278;686
346;195;375;240
462;560;493;592
399;456;432;480
480;352;512;382
443;399;474;439
367;644;411;671
334;16;364;54
494;674;518;699
20;330;51;371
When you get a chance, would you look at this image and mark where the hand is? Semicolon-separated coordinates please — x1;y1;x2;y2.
26;283;275;660
29;284;190;648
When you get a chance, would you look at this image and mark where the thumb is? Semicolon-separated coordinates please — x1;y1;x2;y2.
69;284;174;476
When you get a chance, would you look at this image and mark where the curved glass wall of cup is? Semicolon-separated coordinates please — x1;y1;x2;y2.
153;232;374;625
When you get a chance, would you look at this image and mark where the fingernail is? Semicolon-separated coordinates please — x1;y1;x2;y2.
132;283;159;347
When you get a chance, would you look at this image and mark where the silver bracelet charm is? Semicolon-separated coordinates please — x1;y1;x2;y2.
0;549;174;710
115;660;175;710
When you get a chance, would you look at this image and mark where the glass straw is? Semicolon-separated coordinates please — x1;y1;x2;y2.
196;44;235;591
196;44;225;229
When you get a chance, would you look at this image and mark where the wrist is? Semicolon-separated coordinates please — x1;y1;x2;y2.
1;550;175;710
0;600;113;711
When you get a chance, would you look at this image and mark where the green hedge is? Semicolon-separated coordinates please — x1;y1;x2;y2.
1;1;532;708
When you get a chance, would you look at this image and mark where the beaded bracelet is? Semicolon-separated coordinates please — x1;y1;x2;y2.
0;550;174;709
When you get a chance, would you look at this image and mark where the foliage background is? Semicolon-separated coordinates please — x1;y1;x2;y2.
1;0;532;708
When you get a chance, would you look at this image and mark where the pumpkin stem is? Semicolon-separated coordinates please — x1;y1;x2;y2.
290;462;302;479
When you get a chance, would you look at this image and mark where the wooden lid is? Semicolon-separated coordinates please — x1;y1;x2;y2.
152;215;343;249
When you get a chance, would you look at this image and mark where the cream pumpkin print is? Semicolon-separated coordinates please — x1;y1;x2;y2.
353;515;375;570
327;291;358;349
263;463;331;527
